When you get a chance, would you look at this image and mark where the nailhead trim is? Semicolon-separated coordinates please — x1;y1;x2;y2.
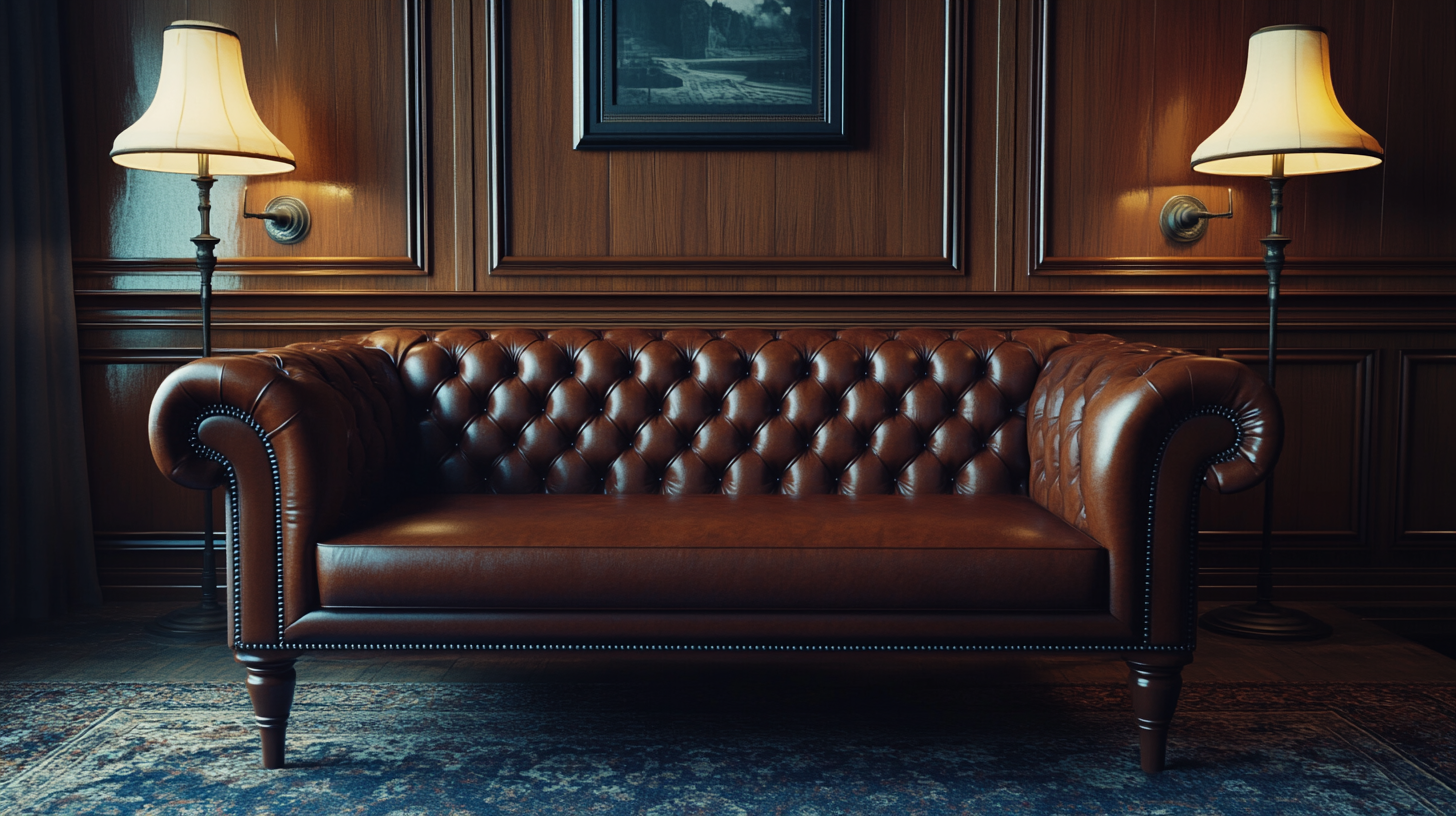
225;642;1192;652
189;405;283;646
1142;405;1245;649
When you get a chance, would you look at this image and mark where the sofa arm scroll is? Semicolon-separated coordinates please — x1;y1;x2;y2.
148;340;409;644
1026;336;1282;639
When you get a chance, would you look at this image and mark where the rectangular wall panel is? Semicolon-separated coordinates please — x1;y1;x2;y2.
1026;0;1454;277
64;0;428;277
1199;350;1372;547
488;0;963;276
1398;353;1456;544
80;358;210;534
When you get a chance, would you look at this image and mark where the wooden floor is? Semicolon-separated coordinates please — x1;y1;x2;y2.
3;602;1454;686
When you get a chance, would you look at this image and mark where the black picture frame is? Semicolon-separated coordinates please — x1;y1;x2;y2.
573;0;847;149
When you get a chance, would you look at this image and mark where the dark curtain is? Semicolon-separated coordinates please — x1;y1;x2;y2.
1;0;102;622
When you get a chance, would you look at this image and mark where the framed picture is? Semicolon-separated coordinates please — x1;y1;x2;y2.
573;0;846;149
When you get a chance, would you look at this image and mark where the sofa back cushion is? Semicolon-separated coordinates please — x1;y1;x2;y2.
361;327;1077;495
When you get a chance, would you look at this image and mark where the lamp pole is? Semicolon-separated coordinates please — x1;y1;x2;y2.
146;153;225;636
1200;153;1331;641
112;20;298;638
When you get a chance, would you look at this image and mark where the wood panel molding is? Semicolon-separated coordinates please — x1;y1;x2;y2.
1396;351;1456;544
95;535;222;603
1025;0;1456;278
1196;567;1456;602
79;348;264;364
72;290;1456;331
492;256;961;276
1199;349;1374;548
1034;257;1456;277
484;0;967;277
71;0;430;278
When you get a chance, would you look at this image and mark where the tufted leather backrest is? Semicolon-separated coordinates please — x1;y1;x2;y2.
358;328;1082;496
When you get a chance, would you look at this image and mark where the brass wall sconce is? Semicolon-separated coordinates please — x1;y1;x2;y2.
1159;189;1233;242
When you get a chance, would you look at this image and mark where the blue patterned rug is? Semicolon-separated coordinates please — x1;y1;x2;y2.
1;681;1453;814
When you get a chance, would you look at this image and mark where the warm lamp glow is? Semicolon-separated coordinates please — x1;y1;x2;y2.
1192;25;1382;177
110;20;294;176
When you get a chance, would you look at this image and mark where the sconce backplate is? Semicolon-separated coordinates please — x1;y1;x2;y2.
262;196;310;245
1160;195;1210;243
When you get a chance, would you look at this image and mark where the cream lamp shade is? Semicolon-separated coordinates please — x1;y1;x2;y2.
1192;25;1382;177
110;20;294;176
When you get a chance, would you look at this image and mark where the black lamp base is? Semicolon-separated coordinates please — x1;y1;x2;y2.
1199;602;1332;641
146;603;226;639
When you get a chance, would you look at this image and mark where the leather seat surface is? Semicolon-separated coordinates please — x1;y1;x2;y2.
317;495;1108;611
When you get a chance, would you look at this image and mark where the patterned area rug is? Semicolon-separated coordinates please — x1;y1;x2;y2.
1;681;1453;815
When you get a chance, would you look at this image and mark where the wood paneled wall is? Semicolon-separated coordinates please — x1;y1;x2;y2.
1032;0;1454;277
63;0;1456;601
492;1;955;275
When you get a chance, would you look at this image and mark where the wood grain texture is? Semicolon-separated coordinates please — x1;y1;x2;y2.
1398;354;1456;540
1028;0;1456;278
899;0;946;257
610;153;710;256
492;0;952;273
80;361;224;533
505;0;610;257
1044;0;1156;260
63;0;417;269
1379;0;1456;258
705;154;776;255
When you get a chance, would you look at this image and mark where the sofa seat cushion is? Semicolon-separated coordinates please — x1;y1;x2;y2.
316;495;1109;612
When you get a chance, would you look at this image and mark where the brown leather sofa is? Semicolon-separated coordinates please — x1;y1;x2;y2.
148;327;1281;773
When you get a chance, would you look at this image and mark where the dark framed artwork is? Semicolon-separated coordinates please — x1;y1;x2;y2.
573;0;846;149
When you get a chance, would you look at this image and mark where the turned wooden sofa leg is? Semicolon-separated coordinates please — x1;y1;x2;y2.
235;651;303;769
1121;652;1192;774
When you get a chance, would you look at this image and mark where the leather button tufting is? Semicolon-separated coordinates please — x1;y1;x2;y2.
352;327;1102;498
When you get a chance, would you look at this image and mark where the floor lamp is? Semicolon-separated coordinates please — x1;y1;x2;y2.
1188;25;1384;640
110;21;303;636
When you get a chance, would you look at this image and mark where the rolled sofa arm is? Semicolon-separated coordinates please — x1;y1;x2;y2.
1024;335;1282;645
148;339;409;645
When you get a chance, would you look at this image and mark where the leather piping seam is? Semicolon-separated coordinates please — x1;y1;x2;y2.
1142;404;1244;649
188;405;284;646
240;642;1192;652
